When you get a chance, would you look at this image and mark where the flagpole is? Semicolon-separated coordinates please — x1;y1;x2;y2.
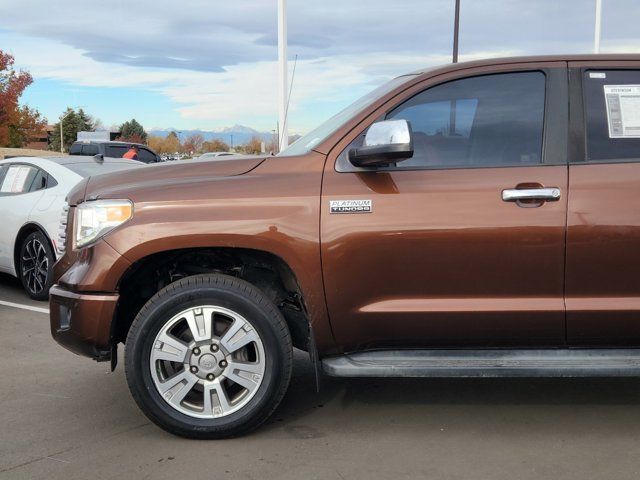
594;0;602;53
277;0;289;152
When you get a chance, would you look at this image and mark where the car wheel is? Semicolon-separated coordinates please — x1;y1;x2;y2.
124;274;293;439
19;231;54;301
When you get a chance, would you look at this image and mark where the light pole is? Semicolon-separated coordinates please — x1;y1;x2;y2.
452;0;460;63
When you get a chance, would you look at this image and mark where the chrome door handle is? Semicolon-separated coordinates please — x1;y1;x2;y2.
502;187;561;202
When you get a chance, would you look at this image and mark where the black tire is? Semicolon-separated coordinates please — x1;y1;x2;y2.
124;273;293;439
19;230;54;301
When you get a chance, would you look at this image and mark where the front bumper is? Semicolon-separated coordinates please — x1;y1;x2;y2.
49;284;119;360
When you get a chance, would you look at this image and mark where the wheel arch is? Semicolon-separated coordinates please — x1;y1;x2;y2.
112;247;312;352
13;222;56;276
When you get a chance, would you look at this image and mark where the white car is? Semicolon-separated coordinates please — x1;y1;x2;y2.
196;152;240;161
0;156;144;300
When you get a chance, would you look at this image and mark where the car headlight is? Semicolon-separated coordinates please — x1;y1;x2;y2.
75;199;133;248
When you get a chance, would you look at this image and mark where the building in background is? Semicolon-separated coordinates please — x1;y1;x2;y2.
25;127;122;150
25;124;55;150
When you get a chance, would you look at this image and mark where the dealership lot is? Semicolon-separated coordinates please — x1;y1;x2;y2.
1;273;640;480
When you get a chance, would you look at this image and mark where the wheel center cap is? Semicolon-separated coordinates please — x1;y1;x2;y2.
198;354;217;371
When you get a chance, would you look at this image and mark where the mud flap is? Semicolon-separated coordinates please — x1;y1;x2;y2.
110;343;118;371
308;328;321;392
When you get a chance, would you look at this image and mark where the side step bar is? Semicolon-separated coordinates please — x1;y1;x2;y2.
321;349;640;378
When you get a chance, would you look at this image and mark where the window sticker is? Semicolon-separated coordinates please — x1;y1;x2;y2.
590;72;606;79
0;166;31;193
604;85;640;138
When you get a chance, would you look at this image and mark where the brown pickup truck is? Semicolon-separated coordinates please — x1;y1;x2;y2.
50;54;640;438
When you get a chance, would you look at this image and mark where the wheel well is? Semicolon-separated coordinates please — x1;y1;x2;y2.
13;224;54;274
113;248;311;351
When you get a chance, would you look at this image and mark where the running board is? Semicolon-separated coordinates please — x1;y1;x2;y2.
321;349;640;378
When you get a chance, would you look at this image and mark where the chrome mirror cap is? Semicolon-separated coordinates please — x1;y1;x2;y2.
349;119;414;167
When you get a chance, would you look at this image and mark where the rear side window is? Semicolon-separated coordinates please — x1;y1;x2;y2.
82;144;99;155
69;143;83;154
29;169;48;192
584;69;640;162
384;71;546;169
0;165;39;194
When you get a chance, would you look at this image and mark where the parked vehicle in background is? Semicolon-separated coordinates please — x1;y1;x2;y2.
0;156;144;299
69;141;161;163
50;54;640;439
160;153;188;162
196;152;240;161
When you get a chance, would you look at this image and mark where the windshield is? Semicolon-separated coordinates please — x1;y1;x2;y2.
278;75;416;156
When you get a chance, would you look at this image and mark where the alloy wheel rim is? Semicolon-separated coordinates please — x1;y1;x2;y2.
149;305;266;419
22;238;48;295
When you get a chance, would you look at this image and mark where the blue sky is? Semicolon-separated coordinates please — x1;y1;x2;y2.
1;0;640;134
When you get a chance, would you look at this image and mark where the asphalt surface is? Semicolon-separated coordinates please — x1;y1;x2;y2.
2;272;640;479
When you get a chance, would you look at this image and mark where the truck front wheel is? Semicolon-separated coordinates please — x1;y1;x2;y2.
124;273;293;438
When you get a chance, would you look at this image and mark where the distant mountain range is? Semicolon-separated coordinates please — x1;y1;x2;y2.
148;125;283;146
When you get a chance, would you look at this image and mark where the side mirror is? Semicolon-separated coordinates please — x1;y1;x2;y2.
348;119;413;167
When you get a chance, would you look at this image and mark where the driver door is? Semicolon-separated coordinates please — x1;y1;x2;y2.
321;64;569;351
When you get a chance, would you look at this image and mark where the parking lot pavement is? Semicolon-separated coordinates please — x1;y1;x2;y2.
2;277;640;479
0;274;46;310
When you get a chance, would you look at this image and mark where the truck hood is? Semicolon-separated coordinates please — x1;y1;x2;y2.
69;156;266;205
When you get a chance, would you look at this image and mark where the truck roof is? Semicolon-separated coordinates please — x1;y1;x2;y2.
410;53;640;76
72;140;146;146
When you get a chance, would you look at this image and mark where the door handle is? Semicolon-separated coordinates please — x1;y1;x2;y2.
502;187;561;202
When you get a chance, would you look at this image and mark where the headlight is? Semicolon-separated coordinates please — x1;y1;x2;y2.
74;199;133;248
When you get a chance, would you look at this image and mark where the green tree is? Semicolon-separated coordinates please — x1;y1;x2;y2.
77;108;96;131
49;107;99;152
118;118;147;143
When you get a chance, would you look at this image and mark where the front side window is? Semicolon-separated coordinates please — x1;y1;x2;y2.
138;148;156;162
583;69;640;162
382;71;546;169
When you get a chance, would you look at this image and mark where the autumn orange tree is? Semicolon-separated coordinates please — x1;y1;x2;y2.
0;50;46;147
202;139;230;152
147;132;182;154
240;135;263;155
183;133;204;154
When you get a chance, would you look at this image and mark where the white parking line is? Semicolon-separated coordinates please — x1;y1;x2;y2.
0;300;49;314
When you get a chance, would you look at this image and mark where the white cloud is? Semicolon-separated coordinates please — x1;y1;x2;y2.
9;32;513;132
3;0;640;131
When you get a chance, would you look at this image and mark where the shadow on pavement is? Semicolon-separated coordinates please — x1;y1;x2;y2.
0;271;22;289
260;349;640;436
